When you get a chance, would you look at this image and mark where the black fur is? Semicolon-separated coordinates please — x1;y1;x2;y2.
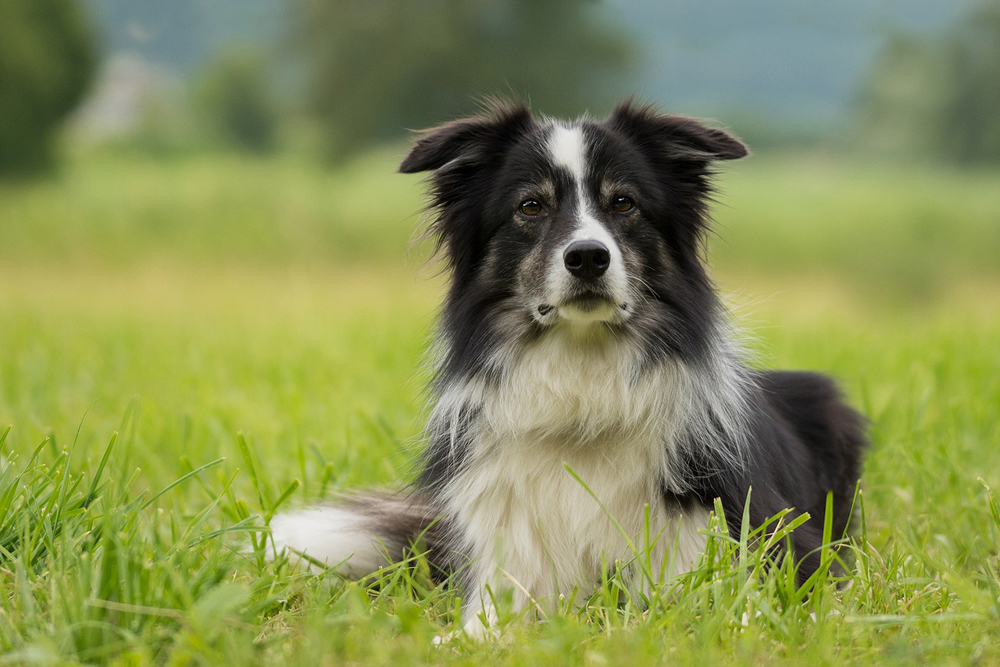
667;371;866;579
402;99;866;586
274;99;867;601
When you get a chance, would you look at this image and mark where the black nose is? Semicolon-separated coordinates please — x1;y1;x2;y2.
563;240;611;280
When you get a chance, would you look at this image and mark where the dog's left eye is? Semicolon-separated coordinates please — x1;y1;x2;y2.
611;195;635;213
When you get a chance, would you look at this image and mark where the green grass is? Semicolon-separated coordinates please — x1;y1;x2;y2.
1;148;997;294
713;155;1000;298
1;150;999;664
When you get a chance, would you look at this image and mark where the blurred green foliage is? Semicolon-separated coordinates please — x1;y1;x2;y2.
194;50;279;154
295;0;633;162
0;151;997;302
0;0;97;176
858;0;1000;164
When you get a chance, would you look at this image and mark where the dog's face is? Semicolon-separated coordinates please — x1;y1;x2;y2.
401;101;747;374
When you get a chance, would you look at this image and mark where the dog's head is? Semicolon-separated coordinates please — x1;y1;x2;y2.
402;99;747;370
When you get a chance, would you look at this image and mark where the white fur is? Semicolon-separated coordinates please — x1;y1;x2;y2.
272;121;755;641
548;124;587;182
545;122;630;322
433;327;746;630
269;506;391;578
273;321;749;634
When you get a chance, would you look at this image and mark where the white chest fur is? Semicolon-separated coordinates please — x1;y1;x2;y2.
438;328;710;610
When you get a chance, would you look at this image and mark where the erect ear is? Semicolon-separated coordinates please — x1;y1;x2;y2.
399;100;534;173
607;99;748;161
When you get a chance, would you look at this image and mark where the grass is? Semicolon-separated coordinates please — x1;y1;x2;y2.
1;148;998;293
1;149;999;664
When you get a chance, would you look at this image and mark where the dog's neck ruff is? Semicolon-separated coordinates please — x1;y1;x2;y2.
430;321;753;492
427;322;752;611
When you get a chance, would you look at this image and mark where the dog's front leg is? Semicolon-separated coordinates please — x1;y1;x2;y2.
459;558;552;640
460;592;500;640
459;561;516;640
439;557;539;643
432;576;501;645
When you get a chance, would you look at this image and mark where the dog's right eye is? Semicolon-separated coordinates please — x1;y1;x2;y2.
519;199;543;216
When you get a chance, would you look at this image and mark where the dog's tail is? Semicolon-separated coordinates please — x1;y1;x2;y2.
269;492;446;579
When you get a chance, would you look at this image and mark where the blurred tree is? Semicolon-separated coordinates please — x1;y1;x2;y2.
937;1;1000;163
857;0;1000;164
194;50;279;153
855;36;949;160
294;0;633;162
0;0;97;175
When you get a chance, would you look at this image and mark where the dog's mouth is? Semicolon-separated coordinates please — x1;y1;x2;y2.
536;290;628;322
563;290;616;312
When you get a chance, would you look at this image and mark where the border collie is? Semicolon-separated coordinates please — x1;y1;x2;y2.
270;100;866;638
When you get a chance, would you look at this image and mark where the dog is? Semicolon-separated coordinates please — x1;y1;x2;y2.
270;99;867;638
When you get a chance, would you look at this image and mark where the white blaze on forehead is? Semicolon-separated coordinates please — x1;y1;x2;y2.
547;124;587;183
541;122;631;317
546;123;618;251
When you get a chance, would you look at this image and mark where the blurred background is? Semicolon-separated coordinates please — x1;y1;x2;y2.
20;0;1000;160
1;0;998;290
1;0;999;465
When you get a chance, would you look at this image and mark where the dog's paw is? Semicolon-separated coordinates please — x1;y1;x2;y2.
432;615;501;645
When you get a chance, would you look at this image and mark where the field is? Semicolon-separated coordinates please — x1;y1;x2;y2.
1;149;999;665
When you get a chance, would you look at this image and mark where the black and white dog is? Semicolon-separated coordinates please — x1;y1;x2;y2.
271;100;866;637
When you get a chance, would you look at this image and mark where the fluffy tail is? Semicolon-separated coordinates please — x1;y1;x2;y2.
269;493;445;579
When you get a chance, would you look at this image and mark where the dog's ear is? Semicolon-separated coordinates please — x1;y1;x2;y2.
399;101;533;173
608;99;748;162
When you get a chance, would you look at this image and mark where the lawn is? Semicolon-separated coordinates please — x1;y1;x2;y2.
0;149;998;664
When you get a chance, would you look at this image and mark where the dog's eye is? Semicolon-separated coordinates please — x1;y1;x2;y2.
519;199;543;216
611;195;635;213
